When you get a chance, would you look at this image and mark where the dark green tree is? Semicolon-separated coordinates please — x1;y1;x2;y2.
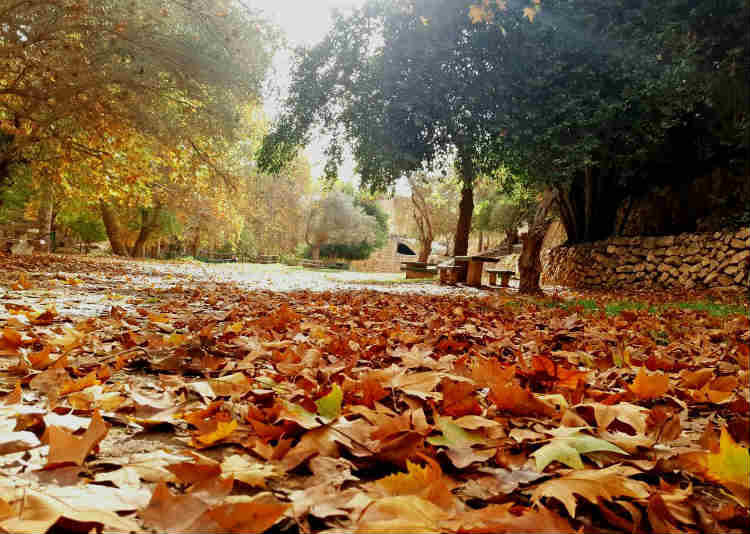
258;0;515;268
478;0;749;244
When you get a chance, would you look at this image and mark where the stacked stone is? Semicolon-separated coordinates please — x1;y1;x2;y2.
542;228;749;291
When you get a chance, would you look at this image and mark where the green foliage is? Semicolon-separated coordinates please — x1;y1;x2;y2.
304;196;389;260
0;164;33;225
258;0;510;190
59;211;107;244
477;0;749;242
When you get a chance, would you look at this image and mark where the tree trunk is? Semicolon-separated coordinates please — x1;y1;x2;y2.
454;182;474;258
518;191;556;294
409;176;435;265
99;200;128;256
131;205;161;258
478;231;484;253
37;178;54;252
192;224;201;258
418;238;431;263
311;245;321;260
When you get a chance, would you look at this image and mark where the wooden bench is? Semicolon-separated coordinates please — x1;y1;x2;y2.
248;255;279;264
400;262;437;279
453;255;500;287
437;265;463;285
487;269;515;287
301;259;350;270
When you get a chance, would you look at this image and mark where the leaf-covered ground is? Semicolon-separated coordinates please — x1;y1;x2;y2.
0;254;748;533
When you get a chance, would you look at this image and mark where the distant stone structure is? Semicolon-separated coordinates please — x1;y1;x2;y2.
543;228;749;291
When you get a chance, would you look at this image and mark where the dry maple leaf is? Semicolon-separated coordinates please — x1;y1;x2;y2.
0;488;139;533
441;379;482;417
58;370;100;396
446;502;574;533
45;409;108;467
206;499;289;533
372;456;458;511
628;366;670;399
192;419;238;448
220;454;278;488
355;495;452;533
680;426;750;505
140;482;212;532
529;464;650;517
489;382;558;418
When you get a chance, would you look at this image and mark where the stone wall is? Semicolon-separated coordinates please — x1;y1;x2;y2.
543;228;749;291
350;235;418;273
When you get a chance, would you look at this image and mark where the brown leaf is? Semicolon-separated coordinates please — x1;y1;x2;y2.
45;410;108;467
629;367;669;400
529;464;650;517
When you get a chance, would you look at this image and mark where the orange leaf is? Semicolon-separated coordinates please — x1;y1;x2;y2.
207;500;289;533
45;410;109;467
441;379;481;417
489;382;558;417
193;419;238;448
374;455;457;510
629;367;669;400
58;371;100;396
2;383;22;405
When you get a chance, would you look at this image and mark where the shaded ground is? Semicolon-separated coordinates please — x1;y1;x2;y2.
0;254;748;533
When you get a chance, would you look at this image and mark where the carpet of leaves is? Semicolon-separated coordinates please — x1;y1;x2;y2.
0;255;748;533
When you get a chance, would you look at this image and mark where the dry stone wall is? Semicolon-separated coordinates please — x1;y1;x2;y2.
543;228;749;291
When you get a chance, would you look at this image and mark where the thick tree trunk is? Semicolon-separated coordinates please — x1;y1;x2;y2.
518;191;555;294
311;245;321;260
409;176;434;265
131;205;161;258
454;182;474;258
418;238;431;263
131;230;150;258
99;200;128;256
454;183;474;283
518;225;549;294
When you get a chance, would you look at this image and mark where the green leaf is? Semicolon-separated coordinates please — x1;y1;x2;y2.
427;417;487;448
315;384;343;421
531;433;628;472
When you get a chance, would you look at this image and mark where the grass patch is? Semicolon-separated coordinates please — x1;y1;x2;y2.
534;297;748;318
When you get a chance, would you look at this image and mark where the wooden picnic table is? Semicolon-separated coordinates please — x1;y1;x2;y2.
453;255;500;287
400;261;437;279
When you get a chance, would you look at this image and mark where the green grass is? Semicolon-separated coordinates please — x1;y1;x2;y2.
533;297;748;318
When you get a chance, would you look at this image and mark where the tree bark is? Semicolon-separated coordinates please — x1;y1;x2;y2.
192;222;201;258
99;200;128;256
37;177;54;252
518;191;555;294
409;177;434;264
311;245;321;260
454;180;474;257
131;205;161;258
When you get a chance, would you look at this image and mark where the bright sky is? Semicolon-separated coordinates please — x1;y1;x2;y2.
249;0;367;186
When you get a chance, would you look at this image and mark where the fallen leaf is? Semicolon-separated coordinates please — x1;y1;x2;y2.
629;366;669;400
45;410;108;467
529;464;650;517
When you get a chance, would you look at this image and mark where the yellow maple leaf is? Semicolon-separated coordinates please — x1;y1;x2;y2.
681;427;750;506
194;419;238;447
